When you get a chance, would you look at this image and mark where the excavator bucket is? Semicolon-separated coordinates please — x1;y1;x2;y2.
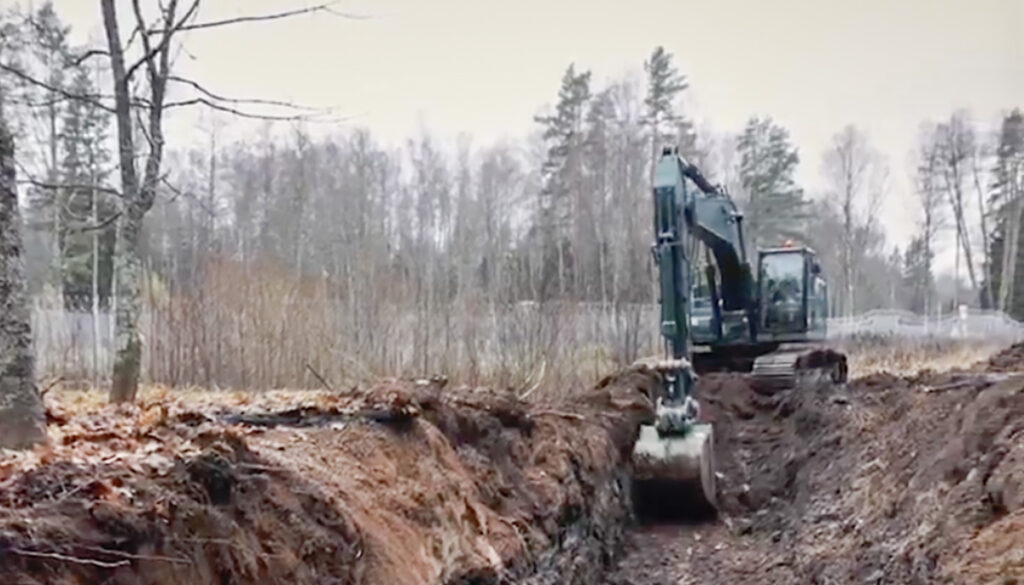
631;422;717;520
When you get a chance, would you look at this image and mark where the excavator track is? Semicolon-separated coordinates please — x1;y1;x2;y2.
750;346;848;394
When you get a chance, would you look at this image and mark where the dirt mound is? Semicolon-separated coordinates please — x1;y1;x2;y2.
608;355;1024;584
983;341;1024;372
0;368;662;585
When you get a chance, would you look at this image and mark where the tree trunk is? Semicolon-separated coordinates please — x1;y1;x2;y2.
91;180;100;388
48;86;65;313
109;205;144;402
999;201;1015;311
973;160;993;308
103;0;175;402
0;118;47;449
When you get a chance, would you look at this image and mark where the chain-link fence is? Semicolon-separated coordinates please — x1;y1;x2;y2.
31;293;116;384
826;308;1024;342
31;292;1024;388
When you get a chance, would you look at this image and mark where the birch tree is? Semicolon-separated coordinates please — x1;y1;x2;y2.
100;0;187;402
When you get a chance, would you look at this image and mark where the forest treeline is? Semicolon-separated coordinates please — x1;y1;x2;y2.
2;2;1023;372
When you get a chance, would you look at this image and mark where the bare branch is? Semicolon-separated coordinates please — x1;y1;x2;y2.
531;410;586;421
69;49;109;68
8;548;130;569
167;75;321;111
12;159;123;198
38;377;64;397
164;97;331;122
0;63;115;113
158;175;215;216
75;545;190;565
131;0;163;86
15;178;122;198
68;211;122;234
123;22;143;53
156;1;365;33
306;364;335;391
124;0;200;82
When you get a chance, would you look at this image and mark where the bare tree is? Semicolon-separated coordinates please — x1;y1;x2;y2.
99;1;344;402
0;110;46;449
914;123;947;316
100;0;186;402
932;112;980;303
821;124;887;317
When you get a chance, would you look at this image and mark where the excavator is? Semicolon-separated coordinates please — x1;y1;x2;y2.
632;146;848;516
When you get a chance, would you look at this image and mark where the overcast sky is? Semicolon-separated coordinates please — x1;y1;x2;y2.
50;0;1024;272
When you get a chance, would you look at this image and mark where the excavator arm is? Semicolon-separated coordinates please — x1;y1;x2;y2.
650;147;752;413
633;146;753;515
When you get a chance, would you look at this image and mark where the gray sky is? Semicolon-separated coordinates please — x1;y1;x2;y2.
52;0;1024;272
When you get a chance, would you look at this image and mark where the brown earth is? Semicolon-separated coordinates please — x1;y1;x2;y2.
0;369;661;585
607;342;1024;585
3;341;1023;584
984;341;1024;373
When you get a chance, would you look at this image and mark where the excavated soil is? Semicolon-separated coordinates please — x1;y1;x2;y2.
607;342;1024;584
0;369;661;585
3;342;1023;584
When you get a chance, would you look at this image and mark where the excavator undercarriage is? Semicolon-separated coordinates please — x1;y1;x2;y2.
693;344;848;393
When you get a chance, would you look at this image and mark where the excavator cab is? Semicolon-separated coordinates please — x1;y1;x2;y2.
757;246;827;341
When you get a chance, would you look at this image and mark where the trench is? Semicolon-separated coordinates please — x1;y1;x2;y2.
604;351;1024;584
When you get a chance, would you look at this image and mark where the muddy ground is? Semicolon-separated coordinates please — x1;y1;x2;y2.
608;345;1024;585
1;343;1023;584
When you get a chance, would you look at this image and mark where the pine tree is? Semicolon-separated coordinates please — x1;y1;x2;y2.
58;66;114;307
643;46;693;175
534;64;591;298
903;235;933;314
14;4;70;305
736;116;808;249
985;109;1024;316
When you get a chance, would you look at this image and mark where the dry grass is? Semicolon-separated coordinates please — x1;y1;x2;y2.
838;336;1007;378
46;385;338;416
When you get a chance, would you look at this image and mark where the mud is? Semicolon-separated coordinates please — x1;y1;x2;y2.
607;343;1024;584
0;369;661;585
